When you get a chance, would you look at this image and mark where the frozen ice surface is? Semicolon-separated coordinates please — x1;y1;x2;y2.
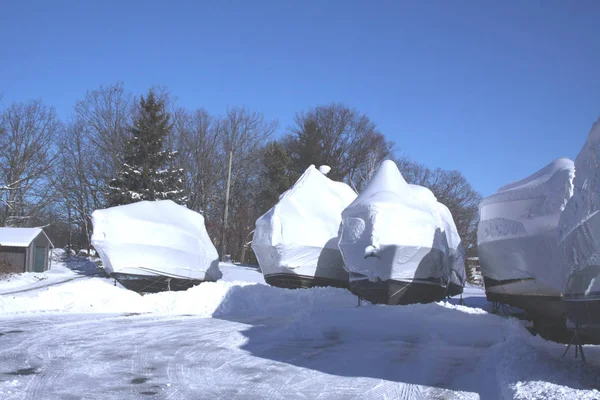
0;255;598;399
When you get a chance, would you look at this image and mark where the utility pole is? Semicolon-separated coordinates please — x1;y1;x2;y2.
67;202;72;254
221;150;233;261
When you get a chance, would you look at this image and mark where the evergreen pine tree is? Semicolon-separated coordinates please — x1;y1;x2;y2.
258;141;292;213
290;119;327;175
107;90;187;207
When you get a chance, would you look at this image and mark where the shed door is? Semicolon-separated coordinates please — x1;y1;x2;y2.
34;247;46;272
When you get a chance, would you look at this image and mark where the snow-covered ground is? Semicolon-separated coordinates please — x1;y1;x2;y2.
0;250;101;296
0;254;598;399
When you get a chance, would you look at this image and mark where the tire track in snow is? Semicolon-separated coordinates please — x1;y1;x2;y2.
165;318;292;400
2;318;78;400
24;341;62;400
166;326;289;400
0;322;45;400
0;274;100;296
1;313;572;400
166;325;236;400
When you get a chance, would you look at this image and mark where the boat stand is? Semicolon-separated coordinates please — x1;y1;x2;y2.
492;301;500;314
356;296;362;307
562;326;586;363
447;293;465;305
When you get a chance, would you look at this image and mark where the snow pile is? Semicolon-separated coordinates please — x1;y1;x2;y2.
0;278;255;316
0;256;267;315
478;158;575;290
92;200;221;281
339;160;447;284
219;263;266;285
558;118;600;281
0;256;598;399
0;267;71;295
0;249;97;295
251;165;356;283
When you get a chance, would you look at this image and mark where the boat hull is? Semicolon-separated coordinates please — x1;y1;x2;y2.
563;266;600;341
483;276;567;320
111;273;210;293
349;274;447;305
446;282;464;297
564;294;600;326
264;273;349;290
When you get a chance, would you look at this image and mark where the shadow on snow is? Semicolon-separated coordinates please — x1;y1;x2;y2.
211;283;600;399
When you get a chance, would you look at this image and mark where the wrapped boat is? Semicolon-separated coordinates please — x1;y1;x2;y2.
558;118;600;336
339;160;449;305
478;158;575;320
438;202;466;297
251;165;357;289
92;200;221;293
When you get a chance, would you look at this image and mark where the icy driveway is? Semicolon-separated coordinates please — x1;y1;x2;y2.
0;313;477;400
0;257;599;399
1;308;599;400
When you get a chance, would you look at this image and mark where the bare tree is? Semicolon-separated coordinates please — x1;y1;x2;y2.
172;107;222;217
397;157;482;249
218;107;278;261
285;103;394;188
0;101;60;226
56;119;105;250
74;82;132;194
349;149;387;192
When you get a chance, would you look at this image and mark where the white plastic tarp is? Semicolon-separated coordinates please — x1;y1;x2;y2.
91;200;221;281
558;118;600;283
339;160;447;283
251;165;357;282
438;202;467;288
478;158;575;291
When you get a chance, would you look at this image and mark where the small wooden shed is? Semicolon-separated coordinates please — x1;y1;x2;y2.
0;228;54;274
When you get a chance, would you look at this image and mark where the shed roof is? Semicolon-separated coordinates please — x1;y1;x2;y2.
0;228;53;248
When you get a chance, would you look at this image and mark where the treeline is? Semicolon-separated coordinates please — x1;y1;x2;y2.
0;83;481;262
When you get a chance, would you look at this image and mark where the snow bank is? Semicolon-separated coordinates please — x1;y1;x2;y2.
0;266;72;295
339;160;447;283
1;277;597;400
0;278;250;316
219;263;266;285
251;165;356;283
558;118;600;282
0;249;97;295
91;200;221;281
478;158;575;290
1;253;598;399
0;257;267;315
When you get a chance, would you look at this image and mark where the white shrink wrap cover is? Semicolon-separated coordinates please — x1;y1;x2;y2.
478;158;575;292
339;160;447;285
559;119;600;285
438;202;466;292
92;200;221;282
251;165;357;286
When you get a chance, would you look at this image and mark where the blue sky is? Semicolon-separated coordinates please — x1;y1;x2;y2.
1;1;599;196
